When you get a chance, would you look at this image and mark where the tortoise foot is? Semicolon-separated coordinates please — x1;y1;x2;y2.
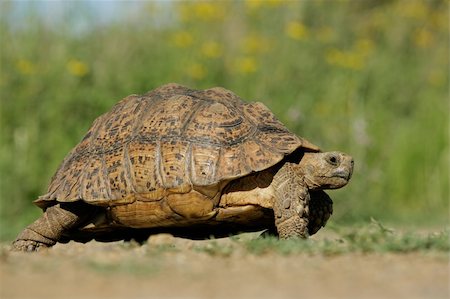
12;240;49;252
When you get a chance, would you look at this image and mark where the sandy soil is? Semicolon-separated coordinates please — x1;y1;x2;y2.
1;234;448;299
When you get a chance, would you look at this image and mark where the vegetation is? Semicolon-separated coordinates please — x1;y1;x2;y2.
84;224;450;276
0;1;448;241
238;220;450;256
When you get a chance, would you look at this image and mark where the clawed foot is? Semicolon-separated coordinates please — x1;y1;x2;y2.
259;227;278;238
12;240;49;252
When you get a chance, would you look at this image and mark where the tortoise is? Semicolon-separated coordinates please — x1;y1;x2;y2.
13;83;353;251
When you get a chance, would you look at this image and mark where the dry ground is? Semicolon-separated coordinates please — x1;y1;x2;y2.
1;233;448;299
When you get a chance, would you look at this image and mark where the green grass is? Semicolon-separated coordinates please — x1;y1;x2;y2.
2;222;446;258
80;224;449;276
55;222;450;277
217;221;450;256
0;1;448;240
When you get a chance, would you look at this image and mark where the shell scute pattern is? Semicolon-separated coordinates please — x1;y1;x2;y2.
128;141;163;198
183;101;254;146
37;84;314;207
190;143;222;186
159;140;191;191
137;95;199;140
93;95;141;151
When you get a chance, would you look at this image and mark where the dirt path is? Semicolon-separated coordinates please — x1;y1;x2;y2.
1;236;448;299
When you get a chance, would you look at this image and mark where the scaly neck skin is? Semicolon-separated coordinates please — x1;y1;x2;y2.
271;162;309;195
294;153;323;190
301;175;323;190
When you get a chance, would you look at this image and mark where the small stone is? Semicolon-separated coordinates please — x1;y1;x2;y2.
147;233;176;245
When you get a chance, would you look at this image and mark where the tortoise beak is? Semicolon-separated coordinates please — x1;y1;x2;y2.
330;153;354;184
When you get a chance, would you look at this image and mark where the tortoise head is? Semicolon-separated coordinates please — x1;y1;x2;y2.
297;151;354;190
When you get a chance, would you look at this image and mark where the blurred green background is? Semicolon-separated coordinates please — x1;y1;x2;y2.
0;0;448;241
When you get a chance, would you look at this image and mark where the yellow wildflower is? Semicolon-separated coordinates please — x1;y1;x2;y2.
187;63;207;80
242;34;271;54
325;38;374;71
398;1;428;20
235;57;258;74
413;28;434;48
201;41;223;58
355;38;375;56
16;59;36;75
285;21;308;41
194;2;225;22
245;0;265;10
266;0;285;7
171;31;194;48
325;49;364;71
245;0;286;9
67;59;89;77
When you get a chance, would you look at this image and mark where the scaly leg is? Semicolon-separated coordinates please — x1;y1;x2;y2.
12;202;93;252
272;163;310;239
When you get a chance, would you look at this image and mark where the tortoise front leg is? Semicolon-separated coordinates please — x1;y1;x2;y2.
12;202;93;252
272;164;310;239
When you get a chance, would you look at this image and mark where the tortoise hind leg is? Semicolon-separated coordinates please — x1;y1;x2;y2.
12;202;95;252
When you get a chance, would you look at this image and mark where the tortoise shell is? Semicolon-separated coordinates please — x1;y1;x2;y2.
35;83;320;208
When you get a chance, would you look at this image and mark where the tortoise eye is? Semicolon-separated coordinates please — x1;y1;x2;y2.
326;154;340;166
